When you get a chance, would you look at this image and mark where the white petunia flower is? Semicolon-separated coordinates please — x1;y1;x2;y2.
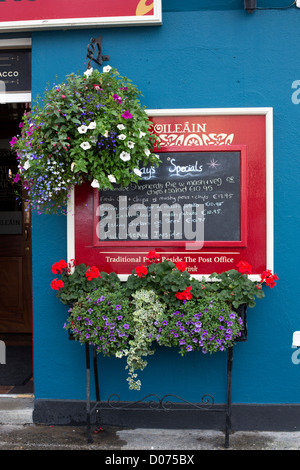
118;134;126;140
108;174;116;183
23;160;30;170
80;141;91;150
117;124;125;130
120;151;131;161
133;168;142;177
127;141;135;149
91;179;100;188
139;130;146;138
88;121;96;129
144;149;151;156
78;125;88;134
103;65;112;73
84;67;93;76
71;162;76;172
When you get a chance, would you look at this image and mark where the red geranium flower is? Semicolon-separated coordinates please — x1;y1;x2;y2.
86;266;101;281
136;265;148;277
236;260;252;275
50;278;64;290
175;286;192;300
146;251;161;263
260;270;278;288
175;261;187;272
52;259;68;274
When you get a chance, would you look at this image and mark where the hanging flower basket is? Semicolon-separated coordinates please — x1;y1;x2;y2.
10;66;160;214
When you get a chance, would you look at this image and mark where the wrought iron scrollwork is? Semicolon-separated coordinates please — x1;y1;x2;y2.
86;36;109;68
106;393;216;411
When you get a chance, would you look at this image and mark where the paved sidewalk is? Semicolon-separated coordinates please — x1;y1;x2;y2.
1;396;300;451
1;423;300;450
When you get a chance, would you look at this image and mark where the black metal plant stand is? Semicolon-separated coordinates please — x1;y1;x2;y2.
84;305;247;448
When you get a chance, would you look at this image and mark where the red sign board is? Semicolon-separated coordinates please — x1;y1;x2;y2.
0;0;161;30
71;109;273;278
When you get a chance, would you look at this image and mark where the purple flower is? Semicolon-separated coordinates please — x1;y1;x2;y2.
9;136;17;147
121;110;133;119
113;94;122;104
115;305;121;310
123;324;129;329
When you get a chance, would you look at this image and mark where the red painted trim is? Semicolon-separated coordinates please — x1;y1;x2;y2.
74;113;267;275
0;0;155;23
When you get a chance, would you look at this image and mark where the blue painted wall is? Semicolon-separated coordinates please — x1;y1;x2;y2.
31;3;300;405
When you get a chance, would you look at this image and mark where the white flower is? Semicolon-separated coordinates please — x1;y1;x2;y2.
84;67;93;76
127;141;135;149
133;168;142;177
80;141;91;150
23;160;30;170
78;125;88;134
117;124;125;130
118;134;126;140
120;151;131;162
139;130;146;138
91;179;100;188
88;121;96;129
108;174;116;183
144;149;151;156
90;136;97;143
71;162;76;172
103;65;112;73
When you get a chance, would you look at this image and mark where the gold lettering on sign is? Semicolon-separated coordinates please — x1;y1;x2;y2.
136;0;154;16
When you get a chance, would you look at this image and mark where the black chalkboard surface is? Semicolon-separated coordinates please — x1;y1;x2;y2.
95;151;242;243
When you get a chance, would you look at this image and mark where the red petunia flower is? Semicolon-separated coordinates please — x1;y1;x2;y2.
135;265;148;277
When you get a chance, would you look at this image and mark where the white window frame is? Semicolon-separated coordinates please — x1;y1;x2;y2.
0;38;31;103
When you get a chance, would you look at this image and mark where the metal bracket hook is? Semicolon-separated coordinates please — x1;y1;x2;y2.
86;36;110;68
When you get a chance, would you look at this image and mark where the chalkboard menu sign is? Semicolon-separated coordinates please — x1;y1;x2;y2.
93;146;247;247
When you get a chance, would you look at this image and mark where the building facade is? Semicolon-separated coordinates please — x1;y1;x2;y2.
1;0;300;430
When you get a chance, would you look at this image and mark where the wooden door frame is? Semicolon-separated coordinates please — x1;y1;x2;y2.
0;38;32;334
